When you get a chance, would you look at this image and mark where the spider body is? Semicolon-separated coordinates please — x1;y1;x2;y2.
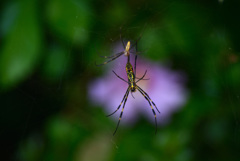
126;62;136;92
108;59;160;135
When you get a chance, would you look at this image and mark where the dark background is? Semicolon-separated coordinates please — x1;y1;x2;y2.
0;0;240;160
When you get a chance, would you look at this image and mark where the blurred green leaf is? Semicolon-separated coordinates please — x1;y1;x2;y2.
0;0;42;89
44;115;88;161
0;2;18;36
105;2;129;25
163;2;207;54
18;134;44;161
46;0;92;46
75;134;113;161
43;44;71;81
141;27;168;60
228;63;240;87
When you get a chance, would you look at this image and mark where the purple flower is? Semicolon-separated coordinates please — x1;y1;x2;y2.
89;43;188;126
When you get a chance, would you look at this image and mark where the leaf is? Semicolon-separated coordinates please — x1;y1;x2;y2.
46;0;92;46
0;0;42;89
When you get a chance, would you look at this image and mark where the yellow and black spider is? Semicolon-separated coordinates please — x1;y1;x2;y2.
107;58;160;135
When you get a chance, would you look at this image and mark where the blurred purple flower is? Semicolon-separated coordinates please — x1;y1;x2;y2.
88;43;188;126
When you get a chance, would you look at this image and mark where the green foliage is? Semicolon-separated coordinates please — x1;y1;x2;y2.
46;0;92;46
0;0;42;89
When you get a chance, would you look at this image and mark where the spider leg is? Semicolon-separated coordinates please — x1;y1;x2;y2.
95;52;124;66
113;88;130;135
136;85;158;134
130;23;146;51
129;34;142;75
98;51;123;59
112;70;129;84
120;27;126;48
106;87;130;117
129;23;146;51
134;39;138;75
130;91;135;99
136;77;150;81
130;51;142;55
130;34;142;50
134;54;137;76
135;69;149;80
136;70;148;83
130;48;147;55
137;86;160;114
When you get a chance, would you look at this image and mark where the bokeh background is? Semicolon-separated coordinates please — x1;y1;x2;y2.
0;0;240;160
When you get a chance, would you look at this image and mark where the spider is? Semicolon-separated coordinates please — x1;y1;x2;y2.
107;57;160;135
95;32;142;68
